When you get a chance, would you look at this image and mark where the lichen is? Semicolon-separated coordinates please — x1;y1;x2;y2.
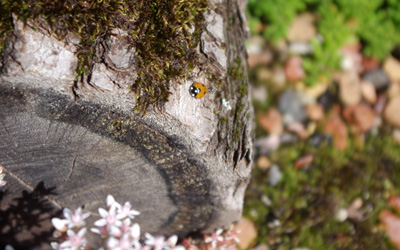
0;0;209;114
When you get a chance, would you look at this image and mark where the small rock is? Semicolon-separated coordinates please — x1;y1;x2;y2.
383;56;400;82
317;89;335;110
306;103;324;121
384;96;400;128
339;71;361;106
271;68;287;91
284;56;305;82
257;156;271;170
374;95;387;115
310;133;331;147
360;80;377;104
342;104;376;133
256;66;272;83
256;135;281;154
379;210;400;249
294;154;314;169
287;122;307;139
248;50;273;69
257;108;283;135
362;68;391;91
336;208;348;222
347;197;364;221
268;164;282;186
246;35;266;54
393;129;400;144
389;195;400;213
324;116;348;150
388;81;400;99
287;13;316;42
306;121;317;137
253;244;270;250
252;85;268;103
288;41;313;55
280;132;298;144
235;217;257;249
362;57;380;73
341;44;363;73
261;195;272;206
279;90;308;123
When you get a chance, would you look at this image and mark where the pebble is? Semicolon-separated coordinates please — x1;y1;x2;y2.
362;57;380;73
253;244;270;250
279;89;308;123
252;85;268;103
280;132;298;144
256;135;281;154
284;56;305;82
257;108;283;135
343;104;376;132
310;133;331;147
388;81;400;99
268;164;282;186
257;156;271;170
384;96;400;128
360;80;377;104
324;116;348;150
287;13;316;42
362;68;391;91
374;95;387;115
339;71;361;106
288;41;313;55
235;217;258;249
287;122;307;139
294;154;314;169
248;50;273;69
306;103;324;121
393;129;400;144
317;89;335;110
336;208;348;222
383;56;400;82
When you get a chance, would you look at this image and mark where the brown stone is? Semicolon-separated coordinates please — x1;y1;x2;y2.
284;56;305;82
343;104;376;132
324;116;348;150
287;13;316;42
234;217;257;249
339;71;361;106
306;103;324;121
360;80;377;104
384;96;400;128
257;108;283;135
383;56;400;82
256;156;271;170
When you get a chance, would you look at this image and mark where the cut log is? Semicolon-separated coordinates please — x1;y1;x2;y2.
0;0;253;248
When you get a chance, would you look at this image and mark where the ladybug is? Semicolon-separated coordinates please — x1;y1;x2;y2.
189;83;207;99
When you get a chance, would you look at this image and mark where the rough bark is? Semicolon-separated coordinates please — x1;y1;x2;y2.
0;0;253;248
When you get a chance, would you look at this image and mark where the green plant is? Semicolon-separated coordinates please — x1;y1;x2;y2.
247;0;400;85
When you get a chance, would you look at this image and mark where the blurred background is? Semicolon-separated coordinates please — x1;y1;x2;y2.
238;0;400;249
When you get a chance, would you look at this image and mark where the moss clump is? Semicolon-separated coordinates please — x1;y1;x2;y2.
228;56;247;144
0;0;209;114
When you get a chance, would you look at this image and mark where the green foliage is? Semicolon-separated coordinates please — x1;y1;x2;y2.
248;0;400;85
0;0;208;114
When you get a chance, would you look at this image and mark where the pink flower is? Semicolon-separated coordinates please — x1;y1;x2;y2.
51;218;68;233
63;207;91;229
59;228;87;250
204;229;224;248
145;233;166;250
117;201;140;220
95;205;122;228
0;166;7;187
107;234;136;250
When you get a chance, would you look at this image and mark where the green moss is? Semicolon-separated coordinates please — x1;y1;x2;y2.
0;0;209;114
244;131;400;249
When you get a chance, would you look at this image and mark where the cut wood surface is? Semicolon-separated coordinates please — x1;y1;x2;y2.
0;0;253;248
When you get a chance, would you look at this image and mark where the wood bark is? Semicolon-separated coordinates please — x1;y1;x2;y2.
0;0;253;248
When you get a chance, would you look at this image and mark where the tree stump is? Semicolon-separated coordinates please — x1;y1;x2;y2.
0;0;253;248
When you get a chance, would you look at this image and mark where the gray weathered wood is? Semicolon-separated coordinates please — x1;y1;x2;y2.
0;0;253;247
